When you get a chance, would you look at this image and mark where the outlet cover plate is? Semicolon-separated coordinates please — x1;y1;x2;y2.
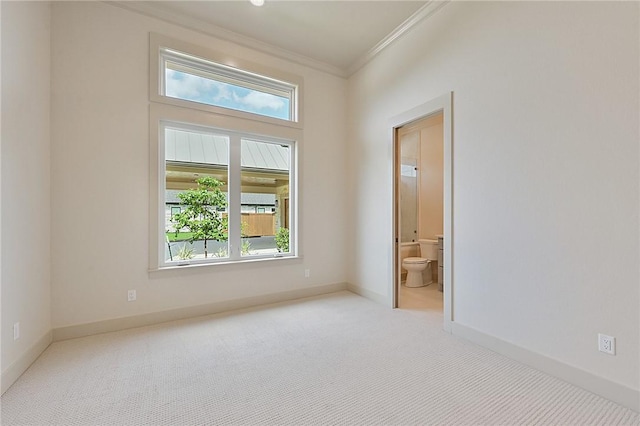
127;290;137;302
598;333;615;355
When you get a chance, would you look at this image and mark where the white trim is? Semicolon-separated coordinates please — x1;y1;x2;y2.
288;139;299;257
389;92;453;332
112;1;448;78
229;133;241;258
347;1;450;76
113;2;346;78
1;330;52;395
451;322;640;412
52;284;347;342
346;283;389;306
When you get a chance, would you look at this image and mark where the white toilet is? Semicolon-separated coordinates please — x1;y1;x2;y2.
402;239;438;288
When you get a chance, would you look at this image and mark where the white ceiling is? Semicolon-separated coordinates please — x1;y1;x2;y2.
123;1;429;76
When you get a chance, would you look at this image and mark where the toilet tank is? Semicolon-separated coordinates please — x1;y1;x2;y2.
418;239;438;260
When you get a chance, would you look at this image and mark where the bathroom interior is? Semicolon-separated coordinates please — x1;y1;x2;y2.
397;112;444;312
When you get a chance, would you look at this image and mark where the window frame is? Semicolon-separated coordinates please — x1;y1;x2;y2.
150;104;301;271
158;120;297;268
149;34;303;272
150;33;303;129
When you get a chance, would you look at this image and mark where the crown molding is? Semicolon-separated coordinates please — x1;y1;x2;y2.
106;1;347;78
346;1;450;77
106;1;448;80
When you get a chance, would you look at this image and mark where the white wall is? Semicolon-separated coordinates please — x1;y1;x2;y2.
348;1;639;392
1;1;52;382
50;2;348;328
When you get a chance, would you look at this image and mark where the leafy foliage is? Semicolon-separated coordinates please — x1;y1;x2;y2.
177;243;195;260
241;239;252;255
237;222;253;255
275;227;289;253
215;247;228;258
172;177;228;258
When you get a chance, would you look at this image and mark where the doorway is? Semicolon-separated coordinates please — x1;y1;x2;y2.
390;93;453;332
396;113;444;312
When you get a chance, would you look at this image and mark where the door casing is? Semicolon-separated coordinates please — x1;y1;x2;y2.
390;92;453;333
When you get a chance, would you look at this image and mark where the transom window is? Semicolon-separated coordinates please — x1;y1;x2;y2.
161;49;296;122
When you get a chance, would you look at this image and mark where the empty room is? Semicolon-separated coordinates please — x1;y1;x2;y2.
1;1;639;424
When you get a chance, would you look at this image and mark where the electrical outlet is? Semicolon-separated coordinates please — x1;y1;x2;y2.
598;333;615;355
13;322;20;340
304;269;310;278
127;290;137;302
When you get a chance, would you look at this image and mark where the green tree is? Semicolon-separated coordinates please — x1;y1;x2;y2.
171;177;228;258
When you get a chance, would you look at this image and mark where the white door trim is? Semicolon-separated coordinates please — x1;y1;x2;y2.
390;92;453;332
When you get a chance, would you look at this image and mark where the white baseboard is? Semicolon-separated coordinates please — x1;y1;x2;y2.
53;283;347;342
346;283;389;306
1;330;53;395
451;322;640;412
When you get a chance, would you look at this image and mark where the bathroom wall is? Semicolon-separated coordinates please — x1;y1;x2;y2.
399;129;419;243
418;114;444;241
398;113;444;243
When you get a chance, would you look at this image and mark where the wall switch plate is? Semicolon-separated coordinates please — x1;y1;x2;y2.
304;269;310;278
598;333;615;355
127;290;137;302
13;322;20;340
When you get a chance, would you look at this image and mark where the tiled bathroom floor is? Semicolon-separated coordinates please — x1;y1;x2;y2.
398;282;443;312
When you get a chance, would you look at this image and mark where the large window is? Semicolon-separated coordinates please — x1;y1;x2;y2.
162;124;295;266
150;34;300;269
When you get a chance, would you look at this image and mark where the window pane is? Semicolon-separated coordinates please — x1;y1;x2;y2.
165;64;291;121
165;127;230;262
240;139;290;257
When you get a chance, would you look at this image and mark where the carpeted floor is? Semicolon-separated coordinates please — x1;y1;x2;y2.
1;291;638;425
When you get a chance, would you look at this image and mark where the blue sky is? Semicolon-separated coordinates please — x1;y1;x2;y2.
165;69;290;120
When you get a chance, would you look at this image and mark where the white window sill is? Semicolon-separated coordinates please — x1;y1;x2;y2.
149;255;301;274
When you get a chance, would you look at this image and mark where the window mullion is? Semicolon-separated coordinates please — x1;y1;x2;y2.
289;143;297;255
228;134;242;260
158;122;168;267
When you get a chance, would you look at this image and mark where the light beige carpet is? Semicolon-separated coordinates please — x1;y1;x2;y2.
1;291;638;425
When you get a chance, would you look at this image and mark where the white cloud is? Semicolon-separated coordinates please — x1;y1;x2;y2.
232;91;285;111
165;70;228;102
165;70;286;113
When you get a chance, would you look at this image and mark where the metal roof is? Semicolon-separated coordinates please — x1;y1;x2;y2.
165;128;289;171
166;190;275;205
